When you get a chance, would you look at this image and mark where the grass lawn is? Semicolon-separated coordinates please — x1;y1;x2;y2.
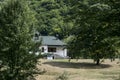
36;59;120;80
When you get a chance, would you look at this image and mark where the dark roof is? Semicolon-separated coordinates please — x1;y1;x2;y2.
40;36;66;46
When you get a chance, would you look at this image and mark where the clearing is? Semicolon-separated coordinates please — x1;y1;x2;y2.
36;59;120;80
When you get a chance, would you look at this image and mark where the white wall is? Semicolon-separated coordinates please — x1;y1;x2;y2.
55;47;67;57
40;46;67;57
63;48;67;57
39;46;48;54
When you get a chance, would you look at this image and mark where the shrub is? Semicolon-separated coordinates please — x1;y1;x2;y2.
56;71;69;80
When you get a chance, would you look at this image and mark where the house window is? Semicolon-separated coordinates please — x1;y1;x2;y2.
42;47;44;52
48;47;56;52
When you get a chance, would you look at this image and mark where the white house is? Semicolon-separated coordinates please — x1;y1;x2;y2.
34;35;67;59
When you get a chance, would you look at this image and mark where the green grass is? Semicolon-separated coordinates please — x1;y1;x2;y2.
36;59;120;80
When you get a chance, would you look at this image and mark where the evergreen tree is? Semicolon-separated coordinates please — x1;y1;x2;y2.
0;0;42;80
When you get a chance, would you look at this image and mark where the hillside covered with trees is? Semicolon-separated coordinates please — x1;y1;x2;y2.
28;0;120;65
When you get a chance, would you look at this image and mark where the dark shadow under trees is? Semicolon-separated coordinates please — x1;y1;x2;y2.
43;61;112;69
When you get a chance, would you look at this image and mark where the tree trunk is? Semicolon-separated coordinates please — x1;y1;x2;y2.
96;59;100;65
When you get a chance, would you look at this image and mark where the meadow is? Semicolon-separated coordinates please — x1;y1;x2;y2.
36;59;120;80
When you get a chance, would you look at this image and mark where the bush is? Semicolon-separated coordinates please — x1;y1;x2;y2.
56;71;69;80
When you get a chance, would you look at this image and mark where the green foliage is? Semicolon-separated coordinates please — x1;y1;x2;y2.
29;0;73;39
28;0;120;65
0;0;42;80
66;0;120;65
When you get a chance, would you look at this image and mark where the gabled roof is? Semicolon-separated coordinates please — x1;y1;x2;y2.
40;36;66;46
